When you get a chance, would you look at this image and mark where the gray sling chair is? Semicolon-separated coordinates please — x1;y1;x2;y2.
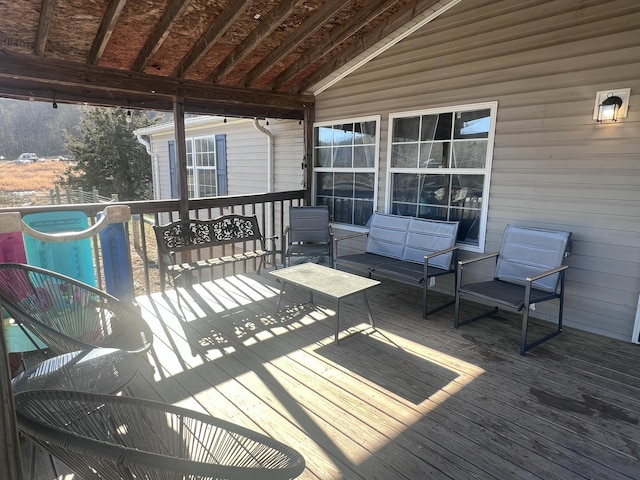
454;225;572;355
285;206;333;267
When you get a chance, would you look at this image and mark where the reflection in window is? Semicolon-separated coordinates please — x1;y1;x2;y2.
314;117;379;226
388;104;495;248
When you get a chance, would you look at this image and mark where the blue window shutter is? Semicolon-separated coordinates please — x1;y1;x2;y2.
168;140;178;199
216;134;228;196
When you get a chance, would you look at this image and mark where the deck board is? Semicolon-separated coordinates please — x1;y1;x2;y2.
26;269;640;480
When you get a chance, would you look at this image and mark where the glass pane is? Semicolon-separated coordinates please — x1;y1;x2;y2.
197;169;217;197
315;126;332;146
435;113;453;140
333;172;354;198
315;148;332;167
354;145;375;168
417;205;448;221
316;172;333;196
333;124;354;146
392;173;418;203
420;115;438;141
333;146;352;167
186;140;193;167
333;198;353;223
419;174;448;205
353;199;374;226
392;202;417;217
454;109;490;139
354;121;376;145
187;169;195;198
450;174;484;209
316;196;333;221
391;144;418;168
393;116;420;142
354;173;374;199
452;141;487;168
419;142;447;168
450;208;481;245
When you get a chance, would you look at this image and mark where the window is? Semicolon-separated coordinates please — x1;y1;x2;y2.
387;102;496;250
168;135;227;199
313;117;379;226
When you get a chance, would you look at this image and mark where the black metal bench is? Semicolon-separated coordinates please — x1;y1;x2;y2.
335;213;459;319
153;214;277;291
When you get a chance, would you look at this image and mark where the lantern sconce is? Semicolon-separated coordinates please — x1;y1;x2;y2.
593;88;631;123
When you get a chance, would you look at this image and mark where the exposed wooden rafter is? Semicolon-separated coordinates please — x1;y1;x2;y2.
34;0;56;55
87;0;128;65
267;0;400;91
172;0;249;78
241;0;349;88
205;0;305;83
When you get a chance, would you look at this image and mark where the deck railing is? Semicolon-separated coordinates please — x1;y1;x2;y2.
0;190;306;298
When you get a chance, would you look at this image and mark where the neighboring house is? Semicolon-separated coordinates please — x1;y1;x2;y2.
308;0;640;343
135;116;304;200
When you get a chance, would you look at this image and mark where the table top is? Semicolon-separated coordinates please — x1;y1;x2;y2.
270;262;379;299
12;347;139;394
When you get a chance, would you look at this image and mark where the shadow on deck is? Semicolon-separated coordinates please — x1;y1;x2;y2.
28;270;640;480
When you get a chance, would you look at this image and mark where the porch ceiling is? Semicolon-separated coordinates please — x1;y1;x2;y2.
0;0;447;119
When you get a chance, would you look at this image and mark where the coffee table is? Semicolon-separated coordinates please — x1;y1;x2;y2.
270;262;380;344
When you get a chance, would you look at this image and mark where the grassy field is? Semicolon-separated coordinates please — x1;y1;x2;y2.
0;160;69;206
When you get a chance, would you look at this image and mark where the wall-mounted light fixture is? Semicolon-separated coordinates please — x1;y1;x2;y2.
594;88;631;123
126;109;132;124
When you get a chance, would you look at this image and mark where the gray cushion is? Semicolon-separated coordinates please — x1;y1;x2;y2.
365;213;410;259
495;225;571;292
402;218;459;270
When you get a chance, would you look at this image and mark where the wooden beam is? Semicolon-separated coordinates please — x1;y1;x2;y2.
267;0;400;91
133;0;193;72
294;0;445;93
34;0;57;55
172;0;250;78
241;0;347;88
205;0;304;83
0;49;313;118
173;97;190;220
88;0;129;65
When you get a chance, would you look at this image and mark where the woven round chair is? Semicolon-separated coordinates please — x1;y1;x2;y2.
0;263;152;356
15;390;306;480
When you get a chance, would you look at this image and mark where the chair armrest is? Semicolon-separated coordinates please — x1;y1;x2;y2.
526;264;568;283
458;251;499;267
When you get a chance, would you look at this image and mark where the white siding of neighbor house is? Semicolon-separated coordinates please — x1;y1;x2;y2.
315;0;640;341
145;118;304;200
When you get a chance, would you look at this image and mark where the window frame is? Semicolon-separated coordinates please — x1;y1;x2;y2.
312;115;381;229
385;101;497;252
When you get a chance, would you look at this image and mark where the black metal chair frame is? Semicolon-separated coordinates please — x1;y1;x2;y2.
454;226;571;355
15;389;306;480
285;206;334;267
0;263;153;357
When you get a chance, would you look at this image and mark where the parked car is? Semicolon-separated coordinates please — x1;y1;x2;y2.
17;153;38;163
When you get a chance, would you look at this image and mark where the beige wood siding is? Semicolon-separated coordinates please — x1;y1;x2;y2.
315;0;640;341
146;118;304;198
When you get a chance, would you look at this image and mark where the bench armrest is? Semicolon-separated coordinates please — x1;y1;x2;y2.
424;245;459;261
333;231;369;258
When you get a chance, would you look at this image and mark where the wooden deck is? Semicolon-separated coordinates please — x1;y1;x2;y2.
26;269;640;479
